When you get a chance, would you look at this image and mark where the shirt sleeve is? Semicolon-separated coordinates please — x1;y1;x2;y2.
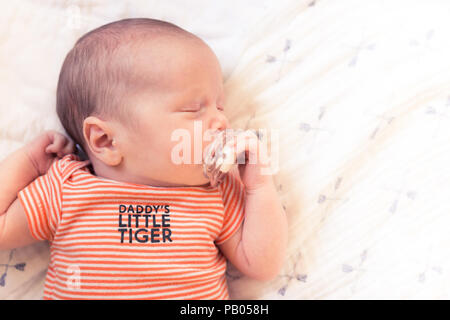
17;158;64;242
215;167;246;245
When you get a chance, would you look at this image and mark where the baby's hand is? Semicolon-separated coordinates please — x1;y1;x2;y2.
25;130;75;176
225;130;273;193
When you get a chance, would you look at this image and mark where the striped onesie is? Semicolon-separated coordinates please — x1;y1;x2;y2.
18;154;245;299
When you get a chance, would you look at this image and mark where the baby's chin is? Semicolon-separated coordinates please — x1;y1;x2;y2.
176;164;211;187
193;169;211;187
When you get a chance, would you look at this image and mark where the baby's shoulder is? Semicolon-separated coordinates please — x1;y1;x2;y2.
50;154;92;183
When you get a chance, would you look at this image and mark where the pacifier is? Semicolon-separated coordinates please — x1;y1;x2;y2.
202;129;260;187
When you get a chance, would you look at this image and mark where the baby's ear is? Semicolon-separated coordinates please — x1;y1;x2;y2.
82;116;122;166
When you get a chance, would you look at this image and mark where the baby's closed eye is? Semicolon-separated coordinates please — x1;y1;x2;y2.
181;102;223;112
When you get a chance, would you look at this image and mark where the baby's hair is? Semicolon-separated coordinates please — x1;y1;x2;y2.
56;18;196;155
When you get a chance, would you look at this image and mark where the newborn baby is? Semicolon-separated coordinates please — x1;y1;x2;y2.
0;18;287;299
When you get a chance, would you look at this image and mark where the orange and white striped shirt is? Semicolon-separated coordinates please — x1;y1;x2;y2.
18;154;245;300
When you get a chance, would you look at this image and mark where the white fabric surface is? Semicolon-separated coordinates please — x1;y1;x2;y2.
1;0;450;299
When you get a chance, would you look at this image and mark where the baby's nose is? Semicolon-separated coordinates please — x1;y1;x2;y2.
209;115;229;133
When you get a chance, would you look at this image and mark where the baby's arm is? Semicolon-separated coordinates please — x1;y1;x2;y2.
219;174;288;281
0;131;74;249
218;132;288;281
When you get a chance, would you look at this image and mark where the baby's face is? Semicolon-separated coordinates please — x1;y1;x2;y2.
112;37;229;187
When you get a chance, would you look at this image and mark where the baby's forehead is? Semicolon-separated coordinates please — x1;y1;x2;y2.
129;35;222;90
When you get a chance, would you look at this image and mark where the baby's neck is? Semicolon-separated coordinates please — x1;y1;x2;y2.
87;156;208;188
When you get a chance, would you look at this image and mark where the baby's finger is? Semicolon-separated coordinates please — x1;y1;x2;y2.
61;139;75;155
222;130;259;167
233;131;260;163
45;135;67;155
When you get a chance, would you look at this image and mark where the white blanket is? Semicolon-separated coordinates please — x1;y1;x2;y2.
1;0;450;299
